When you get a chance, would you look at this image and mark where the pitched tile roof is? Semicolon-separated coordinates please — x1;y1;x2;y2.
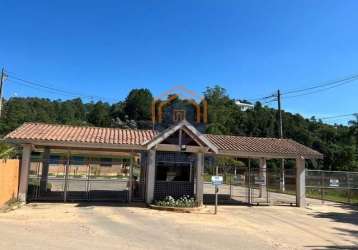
5;123;156;145
5;122;323;158
204;134;322;158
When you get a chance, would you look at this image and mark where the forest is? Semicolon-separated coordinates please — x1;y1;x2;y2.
0;86;356;171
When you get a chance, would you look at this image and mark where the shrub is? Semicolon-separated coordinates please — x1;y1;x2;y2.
154;195;196;208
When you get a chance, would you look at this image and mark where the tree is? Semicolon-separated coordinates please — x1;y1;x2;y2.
204;86;241;135
124;89;153;122
56;98;86;125
349;114;358;169
0;142;15;159
0;87;355;172
110;101;125;121
87;101;111;127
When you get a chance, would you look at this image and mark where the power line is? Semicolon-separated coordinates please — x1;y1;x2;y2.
282;73;358;96
318;113;357;120
245;72;358;104
246;94;275;103
7;79;83;98
8;74;90;97
282;78;358;100
6;72;118;102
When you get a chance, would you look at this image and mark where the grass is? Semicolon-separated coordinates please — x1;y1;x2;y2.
306;188;358;204
0;197;23;213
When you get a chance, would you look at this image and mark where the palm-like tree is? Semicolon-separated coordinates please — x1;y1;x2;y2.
0;142;16;160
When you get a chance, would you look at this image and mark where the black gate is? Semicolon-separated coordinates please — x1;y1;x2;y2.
27;157;142;202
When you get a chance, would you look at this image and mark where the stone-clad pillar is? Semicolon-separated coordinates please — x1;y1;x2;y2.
145;150;156;204
296;157;306;207
18;144;32;202
196;152;204;206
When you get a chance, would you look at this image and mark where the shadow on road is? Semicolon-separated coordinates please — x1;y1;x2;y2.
306;246;358;249
308;204;358;249
312;204;358;226
203;194;249;206
74;201;147;208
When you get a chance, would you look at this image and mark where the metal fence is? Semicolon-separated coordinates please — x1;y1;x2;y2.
204;168;358;206
203;167;297;206
27;158;145;202
306;170;358;204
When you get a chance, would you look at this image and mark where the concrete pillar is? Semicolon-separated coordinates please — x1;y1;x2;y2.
145;150;156;204
259;158;267;198
196;152;204;206
63;152;70;202
280;159;285;192
40;147;50;193
296;157;306;207
128;153;133;202
18;144;32;202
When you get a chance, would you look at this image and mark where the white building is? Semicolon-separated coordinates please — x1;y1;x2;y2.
235;101;254;111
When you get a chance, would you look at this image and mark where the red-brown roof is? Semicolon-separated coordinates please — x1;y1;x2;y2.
5;122;156;145
204;134;322;158
5;122;323;158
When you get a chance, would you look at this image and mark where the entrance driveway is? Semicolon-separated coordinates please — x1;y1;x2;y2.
0;203;357;250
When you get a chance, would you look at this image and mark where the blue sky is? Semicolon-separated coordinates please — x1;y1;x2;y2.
1;1;358;124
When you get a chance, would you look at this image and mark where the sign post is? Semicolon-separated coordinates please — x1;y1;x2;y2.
211;175;223;214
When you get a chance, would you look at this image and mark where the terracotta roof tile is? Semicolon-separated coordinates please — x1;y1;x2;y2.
5;122;323;158
204;134;322;158
5;122;157;146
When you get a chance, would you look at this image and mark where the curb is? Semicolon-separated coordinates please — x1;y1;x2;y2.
149;204;202;213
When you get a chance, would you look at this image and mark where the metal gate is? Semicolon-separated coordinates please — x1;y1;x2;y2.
247;166;269;205
204;162;296;206
27;157;144;202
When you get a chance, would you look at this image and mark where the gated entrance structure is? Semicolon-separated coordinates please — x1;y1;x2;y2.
5;120;322;207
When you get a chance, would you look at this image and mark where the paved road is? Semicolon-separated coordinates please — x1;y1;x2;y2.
0;203;357;250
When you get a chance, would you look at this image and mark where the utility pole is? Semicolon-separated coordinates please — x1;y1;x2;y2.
277;90;285;192
0;68;7;118
277;89;283;138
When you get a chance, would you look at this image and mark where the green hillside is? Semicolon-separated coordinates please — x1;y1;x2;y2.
1;86;356;171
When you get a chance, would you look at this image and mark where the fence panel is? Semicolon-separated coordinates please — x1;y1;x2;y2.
28;158;132;202
306;170;358;204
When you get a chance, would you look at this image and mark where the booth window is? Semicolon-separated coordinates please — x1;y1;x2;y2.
156;162;191;182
